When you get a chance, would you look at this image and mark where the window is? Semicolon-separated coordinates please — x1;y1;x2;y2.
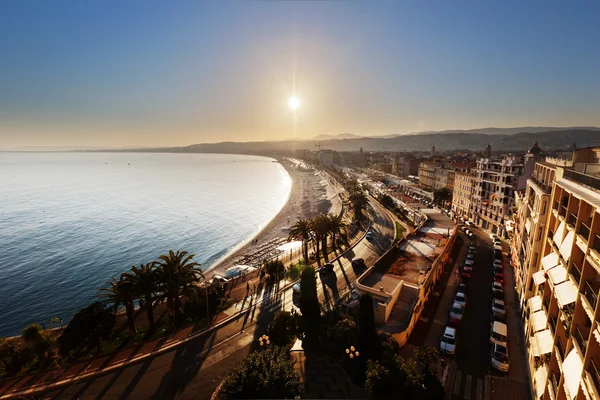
541;201;547;215
537;228;543;241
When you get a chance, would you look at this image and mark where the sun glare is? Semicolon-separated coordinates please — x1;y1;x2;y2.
288;96;300;110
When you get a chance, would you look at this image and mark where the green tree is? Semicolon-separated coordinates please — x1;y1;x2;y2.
434;187;452;204
219;346;302;399
22;324;55;364
396;356;423;388
376;330;400;366
299;266;320;347
349;190;368;221
99;276;137;336
265;259;285;281
154;250;204;330
328;214;348;252
328;319;358;349
311;215;331;264
58;301;115;356
267;311;300;347
123;263;157;331
413;345;439;374
365;360;396;400
358;292;376;359
0;337;29;376
288;218;312;265
380;193;395;210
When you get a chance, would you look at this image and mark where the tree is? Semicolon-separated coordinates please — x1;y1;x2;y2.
265;259;285;281
299;266;320;347
310;215;331;264
58;301;115;356
358;292;376;359
349;190;368;221
123;263;157;331
288;219;312;265
380;193;395;210
154;250;204;330
434;187;452;204
22;324;55;364
413;345;439;375
99;276;137;336
365;360;395;400
376;330;400;366
328;214;348;252
219;346;302;399
328;319;358;348
0;337;29;376
396;356;423;388
267;311;300;347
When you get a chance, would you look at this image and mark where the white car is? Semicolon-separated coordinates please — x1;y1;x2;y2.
454;292;467;307
492;282;503;293
449;302;464;324
494;244;503;252
493;259;503;268
491;343;510;372
490;321;508;346
440;326;458;355
464;259;475;267
492;299;506;316
211;275;229;285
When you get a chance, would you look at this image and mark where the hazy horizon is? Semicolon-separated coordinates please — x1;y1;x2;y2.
2;1;600;148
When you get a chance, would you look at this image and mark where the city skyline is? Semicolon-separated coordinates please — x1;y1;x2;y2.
2;0;600;148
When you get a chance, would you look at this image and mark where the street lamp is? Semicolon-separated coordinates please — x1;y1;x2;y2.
346;345;360;359
259;334;271;347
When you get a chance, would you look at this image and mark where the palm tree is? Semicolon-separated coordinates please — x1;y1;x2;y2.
123;263;157;331
99;276;137;336
349;190;368;221
312;215;332;263
154;250;204;330
328;214;348;252
288;219;312;265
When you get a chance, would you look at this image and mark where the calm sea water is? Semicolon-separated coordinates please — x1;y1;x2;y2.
0;152;291;337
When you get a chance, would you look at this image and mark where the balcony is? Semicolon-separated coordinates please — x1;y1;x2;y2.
531;176;552;194
564;169;600;191
593;235;600;254
559;206;567;218
553;200;560;211
549;314;557;335
575;326;588;355
585;281;598;311
590;359;600;395
556;338;566;362
568;213;577;228
579;223;591;241
570;263;582;285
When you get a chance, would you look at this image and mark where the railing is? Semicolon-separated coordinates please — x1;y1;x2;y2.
531;176;552;194
556;338;565;361
551;371;560;397
549;314;557;334
585;281;598;310
593;234;600;254
559;206;567;218
571;263;582;285
568;213;577;227
590;359;600;394
564;169;600;191
575;326;588;355
579;222;591;241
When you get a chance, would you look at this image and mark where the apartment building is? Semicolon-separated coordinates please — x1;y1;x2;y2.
418;162;439;189
452;171;476;220
516;147;600;400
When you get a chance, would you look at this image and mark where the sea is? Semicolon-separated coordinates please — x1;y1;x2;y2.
0;152;291;337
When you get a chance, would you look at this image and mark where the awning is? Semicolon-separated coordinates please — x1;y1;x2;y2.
529;295;543;312
542;252;560;271
534;329;554;355
548;264;568;285
526;219;532;234
563;348;584;398
533;271;547;285
530;335;541;357
559;231;576;261
535;365;549;398
554;221;566;246
531;310;548;333
556;280;579;308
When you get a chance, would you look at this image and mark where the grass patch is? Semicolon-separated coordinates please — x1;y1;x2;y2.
395;222;405;242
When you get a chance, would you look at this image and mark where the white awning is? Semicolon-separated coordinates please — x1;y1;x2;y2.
526;219;532;234
529;295;543;312
559;231;576;261
533;270;547;285
542;252;560;271
554;221;566;246
534;329;554;355
563;348;584;398
548;264;568;285
531;310;548;333
556;280;579;308
535;365;549;398
530;335;541;357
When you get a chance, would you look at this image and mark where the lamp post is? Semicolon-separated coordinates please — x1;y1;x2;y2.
345;345;360;359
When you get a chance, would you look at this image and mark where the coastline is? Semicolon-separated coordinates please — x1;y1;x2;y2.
204;158;340;280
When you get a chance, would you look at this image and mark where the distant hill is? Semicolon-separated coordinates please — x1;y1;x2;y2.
117;128;600;155
382;126;600;138
312;133;363;140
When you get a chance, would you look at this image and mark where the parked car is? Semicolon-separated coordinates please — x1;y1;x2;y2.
440;326;458;355
454;292;467;307
494;243;503;252
456;283;468;295
211;275;230;287
494;273;504;284
492;281;503;293
493;266;503;276
462;266;473;279
489;321;508;346
318;263;335;279
492;299;506;316
464;258;475;266
366;231;374;240
351;257;366;269
493;289;504;301
493;259;502;267
466;253;475;262
449;302;464;325
491;343;510;372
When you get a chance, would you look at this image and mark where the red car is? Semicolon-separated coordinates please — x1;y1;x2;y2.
462;267;473;279
494;273;504;284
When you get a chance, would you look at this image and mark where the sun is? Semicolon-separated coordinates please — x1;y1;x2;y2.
288;96;300;110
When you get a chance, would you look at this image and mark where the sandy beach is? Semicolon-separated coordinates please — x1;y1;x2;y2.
204;158;342;280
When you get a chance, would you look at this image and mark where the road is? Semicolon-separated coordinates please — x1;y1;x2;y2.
27;197;394;400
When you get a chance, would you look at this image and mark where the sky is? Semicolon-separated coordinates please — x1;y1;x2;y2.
1;0;599;149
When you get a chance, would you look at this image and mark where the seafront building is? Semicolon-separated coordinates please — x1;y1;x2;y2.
510;147;600;400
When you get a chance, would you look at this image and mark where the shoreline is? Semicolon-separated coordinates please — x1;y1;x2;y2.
204;158;340;280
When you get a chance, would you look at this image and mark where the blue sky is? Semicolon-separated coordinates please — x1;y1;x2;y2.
1;0;599;147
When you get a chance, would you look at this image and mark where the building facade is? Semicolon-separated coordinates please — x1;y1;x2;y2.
512;148;600;400
418;162;439;189
452;171;476;220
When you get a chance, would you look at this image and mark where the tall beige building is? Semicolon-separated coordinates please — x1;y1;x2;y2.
511;147;600;400
452;171;476;220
